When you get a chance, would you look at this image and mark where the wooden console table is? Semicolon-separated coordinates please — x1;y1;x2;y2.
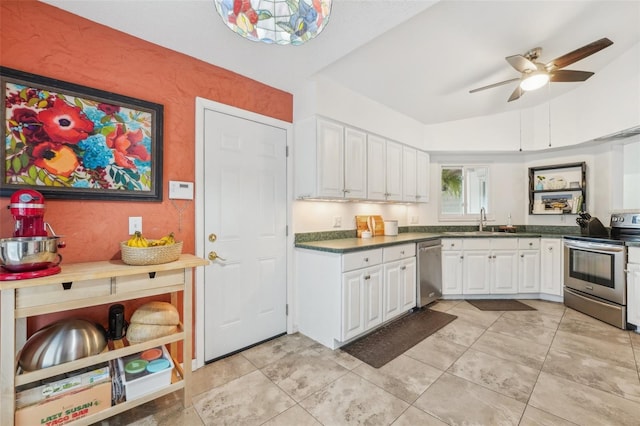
0;254;208;426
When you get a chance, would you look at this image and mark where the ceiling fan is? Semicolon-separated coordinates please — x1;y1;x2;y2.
470;37;613;102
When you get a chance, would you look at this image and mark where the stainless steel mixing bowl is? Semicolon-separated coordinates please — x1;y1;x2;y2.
18;319;107;371
0;236;62;272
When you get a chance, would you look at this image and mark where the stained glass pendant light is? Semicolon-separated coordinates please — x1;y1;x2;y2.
213;0;332;45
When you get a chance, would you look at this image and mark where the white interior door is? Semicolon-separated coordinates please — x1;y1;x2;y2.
203;109;287;362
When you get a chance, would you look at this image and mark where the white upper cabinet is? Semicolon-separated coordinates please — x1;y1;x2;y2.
316;119;345;198
385;140;403;201
344;127;368;199
294;117;366;200
366;134;387;200
402;146;417;202
367;136;403;201
296;115;429;202
402;147;430;203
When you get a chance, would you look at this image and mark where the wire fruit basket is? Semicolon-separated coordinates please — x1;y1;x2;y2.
120;241;183;266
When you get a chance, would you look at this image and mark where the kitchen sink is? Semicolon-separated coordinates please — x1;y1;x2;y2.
443;231;509;236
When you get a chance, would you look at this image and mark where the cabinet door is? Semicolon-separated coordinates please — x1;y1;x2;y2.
400;257;417;311
383;260;402;321
341;270;364;341
317;119;345;198
442;251;463;295
518;250;540;293
367;134;386;200
416;150;430;203
344;127;367;199
463;250;491;294
385;140;403;201
540;238;563;296
626;264;640;327
492;250;519;294
363;265;384;331
402;146;417;202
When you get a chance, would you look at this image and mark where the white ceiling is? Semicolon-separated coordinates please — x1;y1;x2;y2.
42;0;640;125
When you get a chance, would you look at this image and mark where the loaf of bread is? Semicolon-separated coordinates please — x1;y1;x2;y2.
129;301;179;326
126;323;179;343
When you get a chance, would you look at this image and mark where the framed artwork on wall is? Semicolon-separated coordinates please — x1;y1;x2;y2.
1;66;163;201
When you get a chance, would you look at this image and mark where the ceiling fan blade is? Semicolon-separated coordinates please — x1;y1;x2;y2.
469;77;520;93
508;86;523;102
546;37;613;70
506;55;537;73
550;69;594;82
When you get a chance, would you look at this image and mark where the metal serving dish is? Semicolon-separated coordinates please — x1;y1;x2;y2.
0;236;62;272
18;319;108;372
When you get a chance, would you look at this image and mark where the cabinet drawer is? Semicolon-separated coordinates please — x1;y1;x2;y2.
383;243;415;262
490;238;518;250
16;278;112;309
115;269;185;294
629;247;640;264
463;239;490;250
518;238;540;250
342;249;382;272
442;239;463;251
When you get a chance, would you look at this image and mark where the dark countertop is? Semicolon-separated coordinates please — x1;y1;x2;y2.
294;231;569;253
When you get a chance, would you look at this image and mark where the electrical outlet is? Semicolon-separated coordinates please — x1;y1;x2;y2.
129;216;142;235
411;216;419;224
333;216;342;228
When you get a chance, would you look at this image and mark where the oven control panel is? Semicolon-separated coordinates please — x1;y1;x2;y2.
610;212;640;228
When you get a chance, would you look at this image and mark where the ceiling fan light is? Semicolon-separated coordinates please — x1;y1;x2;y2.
520;72;550;91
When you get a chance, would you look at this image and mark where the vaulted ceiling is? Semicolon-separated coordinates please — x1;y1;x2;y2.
43;0;640;125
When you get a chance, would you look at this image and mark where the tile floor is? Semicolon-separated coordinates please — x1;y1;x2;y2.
98;299;640;425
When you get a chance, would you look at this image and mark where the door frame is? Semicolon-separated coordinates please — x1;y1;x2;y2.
194;97;294;369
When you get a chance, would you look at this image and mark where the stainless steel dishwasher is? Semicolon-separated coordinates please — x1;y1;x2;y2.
417;239;442;307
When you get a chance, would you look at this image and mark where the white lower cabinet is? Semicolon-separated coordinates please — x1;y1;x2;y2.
342;265;383;341
296;244;416;349
462;238;519;295
540;238;563;297
627;247;640;329
441;237;555;297
518;238;541;293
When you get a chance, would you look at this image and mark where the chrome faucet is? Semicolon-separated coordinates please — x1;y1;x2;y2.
479;207;487;231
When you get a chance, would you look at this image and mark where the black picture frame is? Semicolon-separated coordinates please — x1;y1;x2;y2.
1;66;163;201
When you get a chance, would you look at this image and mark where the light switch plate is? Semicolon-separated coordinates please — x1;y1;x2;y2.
169;180;194;200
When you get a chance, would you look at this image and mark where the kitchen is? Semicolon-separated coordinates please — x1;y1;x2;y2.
2;0;640;425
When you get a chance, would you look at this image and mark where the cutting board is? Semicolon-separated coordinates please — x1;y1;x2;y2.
355;215;384;237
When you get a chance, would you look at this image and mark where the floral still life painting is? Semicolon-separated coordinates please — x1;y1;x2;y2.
1;67;163;200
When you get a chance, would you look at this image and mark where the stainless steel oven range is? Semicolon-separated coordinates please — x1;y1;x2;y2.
563;211;640;329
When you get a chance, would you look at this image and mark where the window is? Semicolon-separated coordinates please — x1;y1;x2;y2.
440;165;489;218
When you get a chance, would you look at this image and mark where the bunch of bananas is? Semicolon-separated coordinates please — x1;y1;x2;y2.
149;232;176;247
126;231;175;248
127;231;149;247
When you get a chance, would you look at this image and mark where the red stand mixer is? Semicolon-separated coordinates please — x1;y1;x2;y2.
10;189;48;237
1;189;64;280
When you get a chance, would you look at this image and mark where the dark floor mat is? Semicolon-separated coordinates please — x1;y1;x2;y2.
466;299;536;311
341;308;457;368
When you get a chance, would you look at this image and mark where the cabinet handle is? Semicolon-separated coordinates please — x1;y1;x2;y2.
343;189;351;193
460;255;464;259
364;257;369;262
548;247;553;251
401;266;406;271
521;254;525;258
400;250;404;255
529;242;533;246
364;275;371;280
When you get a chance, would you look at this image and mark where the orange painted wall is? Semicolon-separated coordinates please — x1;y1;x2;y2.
1;1;292;335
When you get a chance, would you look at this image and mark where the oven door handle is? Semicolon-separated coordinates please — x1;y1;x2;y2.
564;241;625;253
